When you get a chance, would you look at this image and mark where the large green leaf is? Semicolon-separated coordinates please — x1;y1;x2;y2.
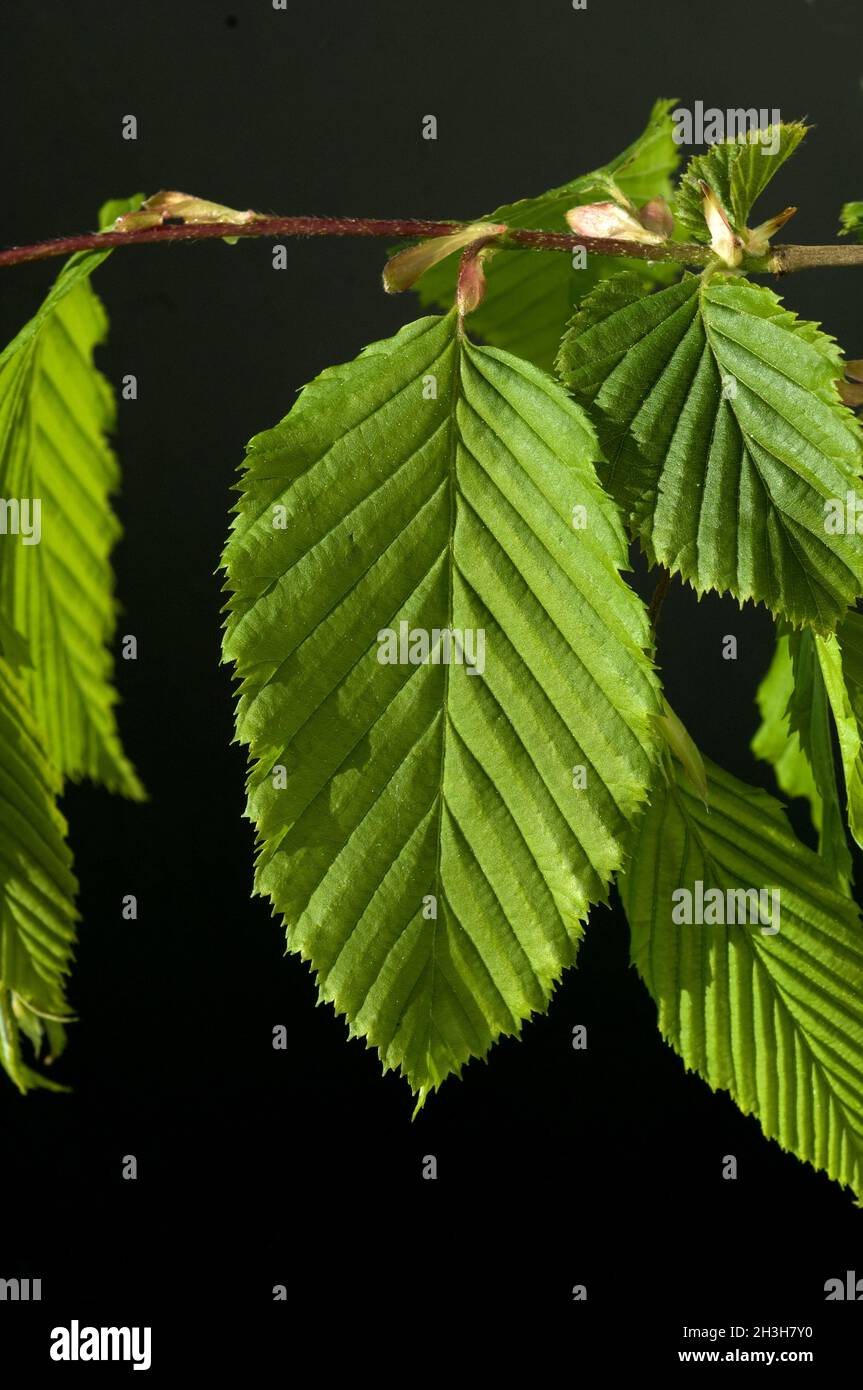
0;196;144;796
674;122;807;242
0;652;78;1092
556;271;863;632
222;311;661;1104
752;628;852;894
410;99;681;371
621;754;863;1203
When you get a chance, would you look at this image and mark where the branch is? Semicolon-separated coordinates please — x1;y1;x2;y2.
0;212;862;274
0;217;463;269
768;243;863;273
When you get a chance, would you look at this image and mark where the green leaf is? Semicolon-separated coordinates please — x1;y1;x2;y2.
222;311;661;1104
751;629;834;859
839;202;863;240
556;271;863;633
654;697;708;805
674;123;808;242
0;195;144;796
0;656;78;1092
410;99;681;371
621;754;863;1203
752;631;819;810
815;610;863;854
755;614;863;892
786;627;853;892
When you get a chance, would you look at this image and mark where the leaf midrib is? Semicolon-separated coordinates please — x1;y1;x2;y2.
424;330;463;1080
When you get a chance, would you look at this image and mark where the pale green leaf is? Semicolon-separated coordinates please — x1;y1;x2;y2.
0;195;144;796
409;99;681;371
556;271;863;632
839;202;863;239
786;627;853;892
654;697;708;805
815;610;863;853
222;311;661;1103
621;754;863;1203
674;123;808;242
752;631;820;811
0;656;78;1092
755;615;863;891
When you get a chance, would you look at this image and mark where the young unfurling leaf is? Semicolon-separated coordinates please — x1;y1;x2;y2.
407;99;681;370
111;190;266;232
564;201;667;245
674;122;808;247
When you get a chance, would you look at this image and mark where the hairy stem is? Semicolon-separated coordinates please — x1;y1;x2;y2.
1;213;862;273
0;217;463;268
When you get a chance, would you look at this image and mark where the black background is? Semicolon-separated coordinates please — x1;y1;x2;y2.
1;0;862;1373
